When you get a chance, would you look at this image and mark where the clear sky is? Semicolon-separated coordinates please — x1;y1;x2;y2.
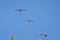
0;0;60;40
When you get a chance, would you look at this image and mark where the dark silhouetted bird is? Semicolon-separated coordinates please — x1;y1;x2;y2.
16;8;26;12
40;34;48;37
25;20;34;23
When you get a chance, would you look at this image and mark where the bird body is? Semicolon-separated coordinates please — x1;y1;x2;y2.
25;20;34;23
16;9;26;12
40;34;48;37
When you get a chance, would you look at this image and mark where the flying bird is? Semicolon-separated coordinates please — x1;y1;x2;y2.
16;8;26;12
25;20;34;23
40;34;48;37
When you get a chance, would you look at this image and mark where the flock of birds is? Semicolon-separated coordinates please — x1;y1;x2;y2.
10;8;48;40
16;8;34;23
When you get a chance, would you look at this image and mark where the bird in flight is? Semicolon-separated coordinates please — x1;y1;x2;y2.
16;8;26;12
40;34;48;37
25;20;34;23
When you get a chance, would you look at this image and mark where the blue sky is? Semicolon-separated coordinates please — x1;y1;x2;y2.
0;0;60;40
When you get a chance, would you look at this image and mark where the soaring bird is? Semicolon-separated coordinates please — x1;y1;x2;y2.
25;20;34;23
16;8;26;12
40;34;48;37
